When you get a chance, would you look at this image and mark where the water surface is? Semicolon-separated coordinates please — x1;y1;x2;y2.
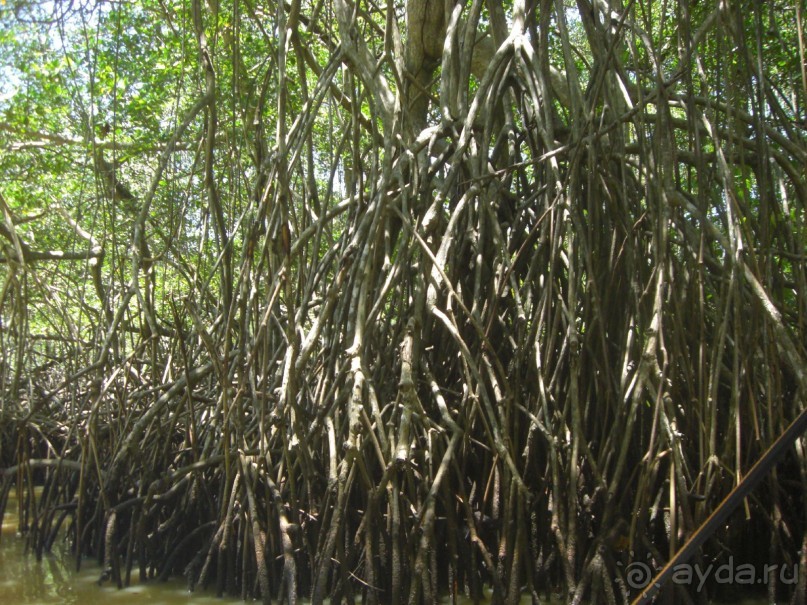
0;489;245;604
1;489;772;604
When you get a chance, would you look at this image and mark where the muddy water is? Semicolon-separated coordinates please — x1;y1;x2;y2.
0;489;771;605
0;490;244;605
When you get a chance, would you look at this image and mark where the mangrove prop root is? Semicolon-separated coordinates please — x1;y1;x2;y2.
1;2;806;604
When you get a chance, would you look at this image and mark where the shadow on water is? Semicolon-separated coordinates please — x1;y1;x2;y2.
0;489;245;605
1;490;771;605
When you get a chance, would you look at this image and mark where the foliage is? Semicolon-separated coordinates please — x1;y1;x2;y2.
1;1;806;604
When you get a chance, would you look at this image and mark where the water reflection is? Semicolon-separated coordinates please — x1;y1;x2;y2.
0;491;244;604
1;490;769;605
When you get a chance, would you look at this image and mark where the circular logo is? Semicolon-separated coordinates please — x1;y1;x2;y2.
625;561;653;588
